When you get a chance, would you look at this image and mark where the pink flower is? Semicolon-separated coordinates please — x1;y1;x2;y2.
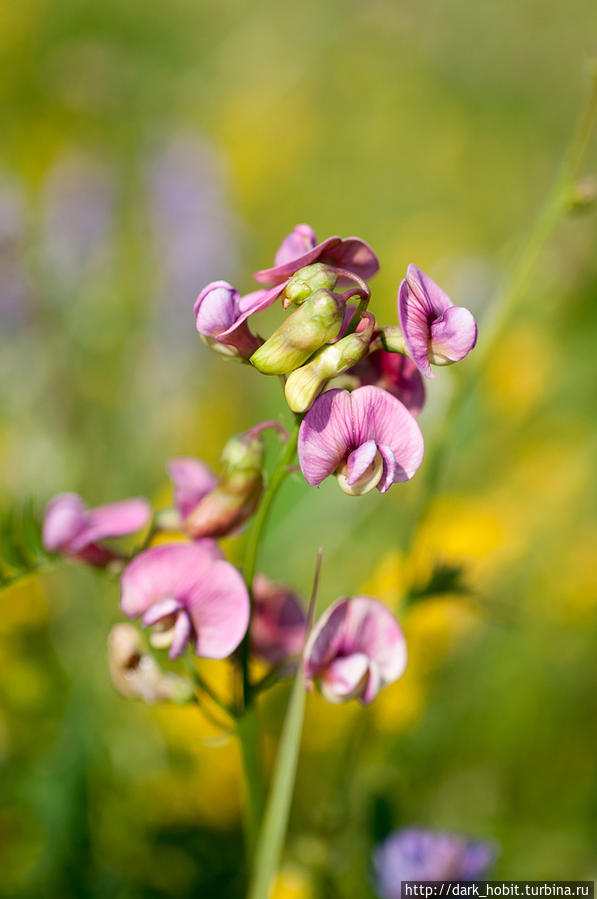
251;574;307;665
165;456;222;556
348;350;425;416
42;493;151;566
297;386;424;496
194;280;262;358
303;596;407;704
120;543;250;660
254;223;380;287
398;264;477;378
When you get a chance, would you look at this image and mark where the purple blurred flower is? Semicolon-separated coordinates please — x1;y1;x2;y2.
41;150;116;282
193;280;261;358
0;174;32;329
251;574;307;665
120;543;250;660
254;223;379;287
42;493;151;566
348;349;425;416
374;828;495;899
398;265;477;378
303;596;407;704
297;386;424;496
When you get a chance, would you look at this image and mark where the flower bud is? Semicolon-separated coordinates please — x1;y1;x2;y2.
250;289;345;375
194;281;261;360
108;624;194;703
284;312;376;412
282;263;338;308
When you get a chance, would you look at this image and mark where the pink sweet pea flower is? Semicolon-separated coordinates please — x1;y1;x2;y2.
120;543;250;660
251;574;307;665
194;280;262;358
348;350;425;416
303;596;407;704
42;493;151;566
398;264;477;378
165;457;222;556
254;223;379;287
297;386;424;496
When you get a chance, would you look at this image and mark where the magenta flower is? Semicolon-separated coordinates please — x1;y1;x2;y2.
348;350;425;416
42;493;151;566
303;596;407;704
374;828;495;899
120;543;250;660
297;386;424;496
166;456;217;520
194;280;262;358
398;264;478;378
251;574;307;665
254;223;379;287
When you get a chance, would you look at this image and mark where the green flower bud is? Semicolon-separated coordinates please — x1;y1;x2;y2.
282;263;338;307
285;312;376;412
250;289;345;375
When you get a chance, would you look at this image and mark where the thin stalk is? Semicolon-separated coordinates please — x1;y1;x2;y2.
237;705;266;862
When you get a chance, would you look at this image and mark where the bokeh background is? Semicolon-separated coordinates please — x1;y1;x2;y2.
1;1;597;896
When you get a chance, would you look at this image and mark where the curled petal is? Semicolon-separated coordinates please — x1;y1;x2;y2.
429;304;477;364
142;597;182;627
169;610;193;660
217;284;287;338
376;444;397;494
254;235;342;286
193;280;241;337
323;237;380;281
69;498;151;553
398;278;434;378
186;559;250;658
303;598;350;684
274;224;317;267
341;596;407;686
167;457;218;519
298;389;354;487
42;493;87;552
345;440;378;485
406;263;452;315
120;543;215;618
350;386;424;484
321;653;370;702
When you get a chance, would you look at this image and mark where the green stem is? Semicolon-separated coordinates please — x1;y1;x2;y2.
237;705;266;862
405;66;597;545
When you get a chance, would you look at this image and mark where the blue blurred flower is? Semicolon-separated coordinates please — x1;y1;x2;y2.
373;828;495;899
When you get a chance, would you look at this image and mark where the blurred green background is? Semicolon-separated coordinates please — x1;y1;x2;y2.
1;0;597;896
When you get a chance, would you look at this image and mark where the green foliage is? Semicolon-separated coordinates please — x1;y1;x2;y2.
0;500;55;589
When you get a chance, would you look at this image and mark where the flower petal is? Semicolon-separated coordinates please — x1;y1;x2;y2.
362;660;382;704
217;284;286;338
69;498;151;552
303;598;350;684
323;237;380;280
169;610;193;659
193;280;240;337
298;389;354;487
142;597;182;627
120;543;214;618
254;236;343;286
273;224;317;267
321;653;370;702
167;457;218;519
186;559;250;658
251;574;306;664
398;279;434;378
345;440;378;486
376;444;397;494
341;596;407;685
430;304;477;363
350;386;424;484
406;263;452;315
42;493;87;552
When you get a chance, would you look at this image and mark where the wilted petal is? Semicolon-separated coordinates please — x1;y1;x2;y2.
120;543;214;618
429;304;477;364
274;224;317;267
350;386;424;484
69;498;151;552
42;493;87;552
186;559;250;658
298;389;354;487
167;457;218;519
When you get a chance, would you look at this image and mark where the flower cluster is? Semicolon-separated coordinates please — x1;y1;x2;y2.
42;223;477;710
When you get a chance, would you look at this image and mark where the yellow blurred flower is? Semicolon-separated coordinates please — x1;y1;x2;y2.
485;324;555;416
269;866;313;899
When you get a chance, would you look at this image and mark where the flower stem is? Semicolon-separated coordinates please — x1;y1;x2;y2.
237;704;266;862
405;64;597;545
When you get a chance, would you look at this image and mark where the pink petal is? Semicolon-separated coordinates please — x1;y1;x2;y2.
186;559;250;659
251;574;306;664
42;493;87;552
217;284;286;337
398;279;434;379
298;389;354;487
193;280;240;337
303;598;350;683
323;237;380;281
376;444;397;494
142;597;182;627
166;457;218;519
274;224;317;267
430;304;478;363
254;236;343;286
346;440;378;486
342;596;407;685
406;264;452;315
169;609;193;659
379;353;426;416
321;653;370;701
120;543;215;618
69;498;151;552
362;661;382;705
350;386;424;484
